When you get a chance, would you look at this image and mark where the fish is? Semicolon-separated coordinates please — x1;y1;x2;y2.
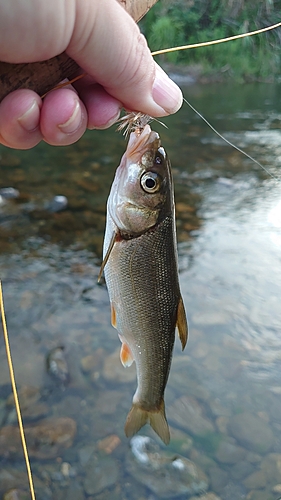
99;118;188;445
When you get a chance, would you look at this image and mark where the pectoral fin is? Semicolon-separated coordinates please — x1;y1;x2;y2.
176;296;188;350
119;335;134;367
97;231;117;282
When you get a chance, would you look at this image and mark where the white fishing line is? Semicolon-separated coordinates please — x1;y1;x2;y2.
183;97;278;182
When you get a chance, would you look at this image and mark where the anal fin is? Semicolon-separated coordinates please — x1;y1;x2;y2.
119;335;134;367
176;295;188;350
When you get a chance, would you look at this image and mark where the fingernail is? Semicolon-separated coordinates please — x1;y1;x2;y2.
58;100;82;134
152;65;183;114
18;100;40;131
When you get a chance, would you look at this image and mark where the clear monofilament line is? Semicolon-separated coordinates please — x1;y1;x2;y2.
183;98;278;181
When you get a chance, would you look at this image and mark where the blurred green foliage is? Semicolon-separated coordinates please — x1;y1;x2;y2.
141;0;281;79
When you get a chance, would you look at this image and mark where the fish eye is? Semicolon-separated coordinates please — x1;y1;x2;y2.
140;172;161;193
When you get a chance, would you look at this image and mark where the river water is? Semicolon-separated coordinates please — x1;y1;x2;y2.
0;82;281;500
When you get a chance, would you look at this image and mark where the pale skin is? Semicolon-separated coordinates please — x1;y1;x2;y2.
0;0;183;149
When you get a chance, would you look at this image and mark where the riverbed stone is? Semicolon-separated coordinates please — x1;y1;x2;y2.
97;434;121;454
46;346;69;384
6;385;48;422
246;490;269;500
228;412;274;453
243;469;267;489
220;481;247;500
78;444;96;467
127;453;208;498
169;395;215;435
83;454;119;495
260;453;281;482
215;438;246;464
6;385;40;408
0;470;45;496
55;482;85;500
208;466;228;493
230;460;255;480
272;484;281;494
0;417;76;459
3;489;30;500
189;448;217;472
127;435;208;498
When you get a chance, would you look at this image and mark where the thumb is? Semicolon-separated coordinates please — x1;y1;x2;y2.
67;0;182;117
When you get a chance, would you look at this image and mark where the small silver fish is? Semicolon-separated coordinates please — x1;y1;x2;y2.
99;120;188;444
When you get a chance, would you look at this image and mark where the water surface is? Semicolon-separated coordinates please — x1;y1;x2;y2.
0;82;281;500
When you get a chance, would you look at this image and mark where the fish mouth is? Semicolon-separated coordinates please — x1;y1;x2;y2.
126;124;160;163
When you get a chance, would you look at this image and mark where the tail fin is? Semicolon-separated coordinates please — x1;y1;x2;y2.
124;399;170;445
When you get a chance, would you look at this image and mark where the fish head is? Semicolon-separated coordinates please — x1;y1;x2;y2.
109;124;173;236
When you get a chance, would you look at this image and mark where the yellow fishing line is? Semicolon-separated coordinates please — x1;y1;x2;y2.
0;281;36;500
151;21;281;56
44;22;281;96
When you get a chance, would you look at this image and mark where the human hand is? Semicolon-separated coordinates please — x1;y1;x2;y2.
0;0;182;149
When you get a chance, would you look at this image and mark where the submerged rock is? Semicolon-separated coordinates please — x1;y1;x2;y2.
47;195;68;213
215;438;246;464
260;453;281;484
127;435;208;498
3;489;29;500
208;466;228;493
6;385;48;422
230;460;255;481
0;187;20;199
243;469;267;489
0;417;76;459
97;434;121;454
220;481;247;500
46;346;70;384
55;482;84;500
228;412;274;453
272;484;281;494
83;454;119;495
0;470;45;496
